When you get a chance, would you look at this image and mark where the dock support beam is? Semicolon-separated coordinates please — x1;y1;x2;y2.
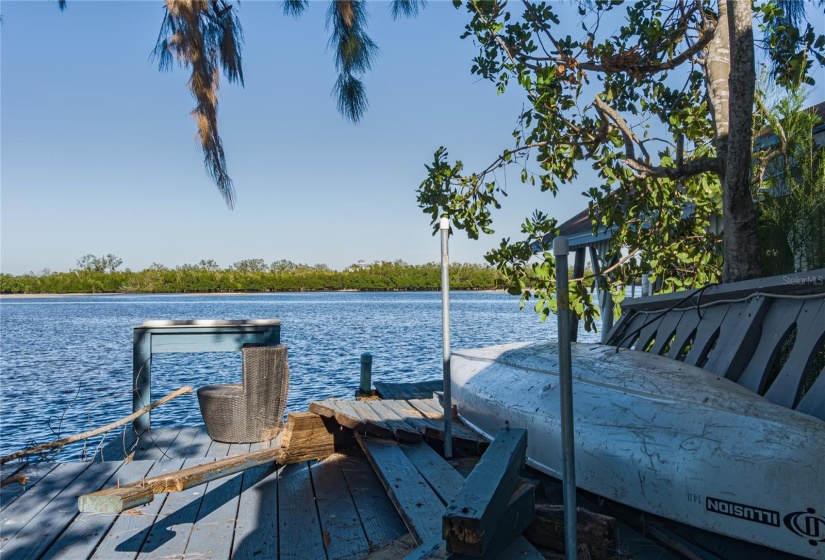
554;236;578;560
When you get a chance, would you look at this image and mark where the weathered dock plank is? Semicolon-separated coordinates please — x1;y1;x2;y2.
88;459;186;559
231;463;280;559
357;436;444;545
310;400;366;431
183;467;245;558
39;459;157;560
397;399;485;447
278;461;328;560
310;454;372;560
134;457;216;559
363;400;423;442
375;380;441;400
338;449;407;552
399;442;464;503
0;462;93;548
0;462;59;513
0;461;121;560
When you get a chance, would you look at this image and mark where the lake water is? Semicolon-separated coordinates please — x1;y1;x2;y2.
0;292;599;461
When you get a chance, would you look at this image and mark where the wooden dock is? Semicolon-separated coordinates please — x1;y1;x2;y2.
1;387;687;560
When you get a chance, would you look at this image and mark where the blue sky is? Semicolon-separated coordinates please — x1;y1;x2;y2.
2;2;824;275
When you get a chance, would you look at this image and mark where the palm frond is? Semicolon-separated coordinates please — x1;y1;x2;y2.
282;0;308;17
57;0;67;11
153;0;242;208
334;72;369;123
390;0;426;20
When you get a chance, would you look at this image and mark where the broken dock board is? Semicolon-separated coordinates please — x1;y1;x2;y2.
443;428;529;556
357;436;445;545
375;380;442;400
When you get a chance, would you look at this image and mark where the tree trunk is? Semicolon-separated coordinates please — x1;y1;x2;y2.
723;0;762;281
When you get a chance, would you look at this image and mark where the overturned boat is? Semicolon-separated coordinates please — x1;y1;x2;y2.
451;341;825;559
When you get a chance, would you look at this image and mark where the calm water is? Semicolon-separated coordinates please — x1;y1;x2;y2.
0;292;598;461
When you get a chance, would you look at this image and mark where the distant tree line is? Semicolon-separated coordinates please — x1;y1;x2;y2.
0;256;503;294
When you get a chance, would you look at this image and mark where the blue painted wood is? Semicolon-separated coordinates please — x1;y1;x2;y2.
443;428;528;556
131;320;280;430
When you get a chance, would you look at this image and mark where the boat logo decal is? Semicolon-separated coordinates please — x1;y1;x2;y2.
705;497;779;527
784;508;825;546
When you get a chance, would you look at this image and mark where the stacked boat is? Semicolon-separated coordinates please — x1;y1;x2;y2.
450;341;825;559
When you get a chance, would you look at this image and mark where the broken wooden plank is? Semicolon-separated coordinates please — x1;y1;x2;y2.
278;411;334;464
310;400;366;431
79;414;326;514
364;400;424;442
375;380;442;400
339;448;408;551
443;428;528;556
394;400;484;448
400;443;464;504
522;504;617;560
357;435;445;545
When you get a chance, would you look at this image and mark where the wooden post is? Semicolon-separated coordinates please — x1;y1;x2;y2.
359;352;373;396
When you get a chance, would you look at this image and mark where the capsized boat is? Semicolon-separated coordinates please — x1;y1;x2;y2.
450;341;825;559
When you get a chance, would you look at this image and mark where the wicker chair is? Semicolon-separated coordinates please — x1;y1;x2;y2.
197;345;289;443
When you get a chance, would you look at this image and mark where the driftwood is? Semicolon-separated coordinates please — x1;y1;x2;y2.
0;386;193;465
78;411;335;514
522;504;617;559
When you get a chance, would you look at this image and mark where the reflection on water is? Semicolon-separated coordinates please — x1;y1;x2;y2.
0;292;598;461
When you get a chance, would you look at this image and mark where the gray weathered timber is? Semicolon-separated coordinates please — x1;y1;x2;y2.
278;462;327;560
350;403;395;439
89;459;186;560
310;400;366;431
310;454;372;560
0;462;59;513
401;402;485;448
0;461;120;560
183;468;244;558
231;464;281;559
339;449;408;552
443;429;528;556
129;425;197;461
0;462;93;549
39;460;156;560
375;380;443;401
399;443;464;504
364;400;424;442
135;458;214;559
78;446;281;513
184;425;215;458
357;436;445;545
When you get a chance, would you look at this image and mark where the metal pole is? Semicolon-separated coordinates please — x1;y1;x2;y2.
440;217;453;459
554;235;578;560
359;352;373;395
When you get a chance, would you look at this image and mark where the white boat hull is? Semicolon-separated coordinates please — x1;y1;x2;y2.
450;341;825;559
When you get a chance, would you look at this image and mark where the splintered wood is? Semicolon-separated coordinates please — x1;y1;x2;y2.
78;411;335;514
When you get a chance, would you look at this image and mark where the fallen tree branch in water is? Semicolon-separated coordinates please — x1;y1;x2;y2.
0;386;193;465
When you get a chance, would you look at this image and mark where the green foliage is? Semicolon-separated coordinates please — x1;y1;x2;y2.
0;259;503;294
417;0;824;330
756;90;825;274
